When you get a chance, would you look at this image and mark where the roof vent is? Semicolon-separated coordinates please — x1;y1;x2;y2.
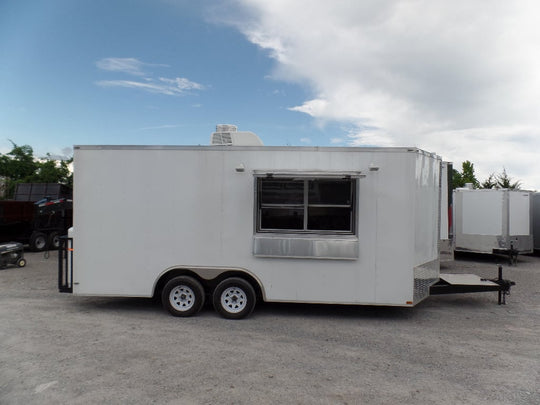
210;124;264;146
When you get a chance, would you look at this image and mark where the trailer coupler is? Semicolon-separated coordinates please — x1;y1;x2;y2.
430;265;515;305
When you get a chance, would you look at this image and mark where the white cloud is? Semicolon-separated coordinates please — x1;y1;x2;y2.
330;137;345;145
412;126;540;191
96;57;147;76
95;79;203;95
95;58;203;96
222;0;540;189
158;77;204;91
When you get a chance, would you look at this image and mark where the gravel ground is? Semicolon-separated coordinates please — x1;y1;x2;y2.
1;251;539;404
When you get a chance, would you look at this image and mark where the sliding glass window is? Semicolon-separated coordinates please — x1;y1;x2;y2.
257;177;356;234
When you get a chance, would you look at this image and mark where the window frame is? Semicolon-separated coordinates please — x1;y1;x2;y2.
255;175;358;235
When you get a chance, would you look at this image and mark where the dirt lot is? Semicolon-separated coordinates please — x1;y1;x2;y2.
1;251;539;404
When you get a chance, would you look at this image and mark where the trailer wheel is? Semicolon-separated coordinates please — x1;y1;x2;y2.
213;277;256;319
48;232;61;250
30;232;48;251
17;258;26;267
162;276;205;317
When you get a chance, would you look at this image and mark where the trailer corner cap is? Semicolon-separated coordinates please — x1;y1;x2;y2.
252;170;364;178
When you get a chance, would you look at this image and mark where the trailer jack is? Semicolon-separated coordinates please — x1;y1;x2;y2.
490;265;515;305
493;242;519;266
430;265;515;305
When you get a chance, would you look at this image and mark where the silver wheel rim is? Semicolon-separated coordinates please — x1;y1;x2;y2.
220;286;247;314
169;285;196;312
35;237;46;250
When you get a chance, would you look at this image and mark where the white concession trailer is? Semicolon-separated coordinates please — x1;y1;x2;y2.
59;138;514;318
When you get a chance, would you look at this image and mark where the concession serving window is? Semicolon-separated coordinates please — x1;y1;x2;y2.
252;171;363;260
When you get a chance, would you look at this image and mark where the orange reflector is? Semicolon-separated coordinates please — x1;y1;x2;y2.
67;248;74;252
406;301;413;305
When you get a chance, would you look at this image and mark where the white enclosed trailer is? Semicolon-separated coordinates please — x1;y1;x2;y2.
533;193;540;252
58;143;514;318
439;162;454;262
453;188;534;257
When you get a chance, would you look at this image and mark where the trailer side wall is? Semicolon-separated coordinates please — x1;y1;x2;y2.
73;146;440;306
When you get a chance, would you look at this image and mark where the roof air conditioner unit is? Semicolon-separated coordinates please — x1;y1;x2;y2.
210;124;264;146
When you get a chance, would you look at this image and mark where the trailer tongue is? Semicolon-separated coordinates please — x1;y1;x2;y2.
430;266;515;305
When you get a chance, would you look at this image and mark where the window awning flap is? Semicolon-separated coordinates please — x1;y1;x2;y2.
253;170;364;179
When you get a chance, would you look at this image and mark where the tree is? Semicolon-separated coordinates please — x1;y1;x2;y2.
452;160;479;189
480;169;521;190
0;141;72;199
453;160;522;190
481;173;497;189
32;154;73;186
494;168;521;190
0;141;38;181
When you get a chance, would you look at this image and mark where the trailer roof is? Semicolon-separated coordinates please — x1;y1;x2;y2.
74;145;439;158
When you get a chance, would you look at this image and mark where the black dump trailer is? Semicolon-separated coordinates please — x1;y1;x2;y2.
0;183;72;251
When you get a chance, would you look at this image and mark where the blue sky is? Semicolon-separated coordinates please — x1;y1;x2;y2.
1;1;540;189
0;1;318;150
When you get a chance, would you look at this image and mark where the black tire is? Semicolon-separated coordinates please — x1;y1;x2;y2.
17;258;26;268
161;276;205;317
212;277;256;319
48;232;61;250
30;232;48;252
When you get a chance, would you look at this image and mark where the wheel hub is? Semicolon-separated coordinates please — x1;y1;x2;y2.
170;286;195;311
221;287;246;313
